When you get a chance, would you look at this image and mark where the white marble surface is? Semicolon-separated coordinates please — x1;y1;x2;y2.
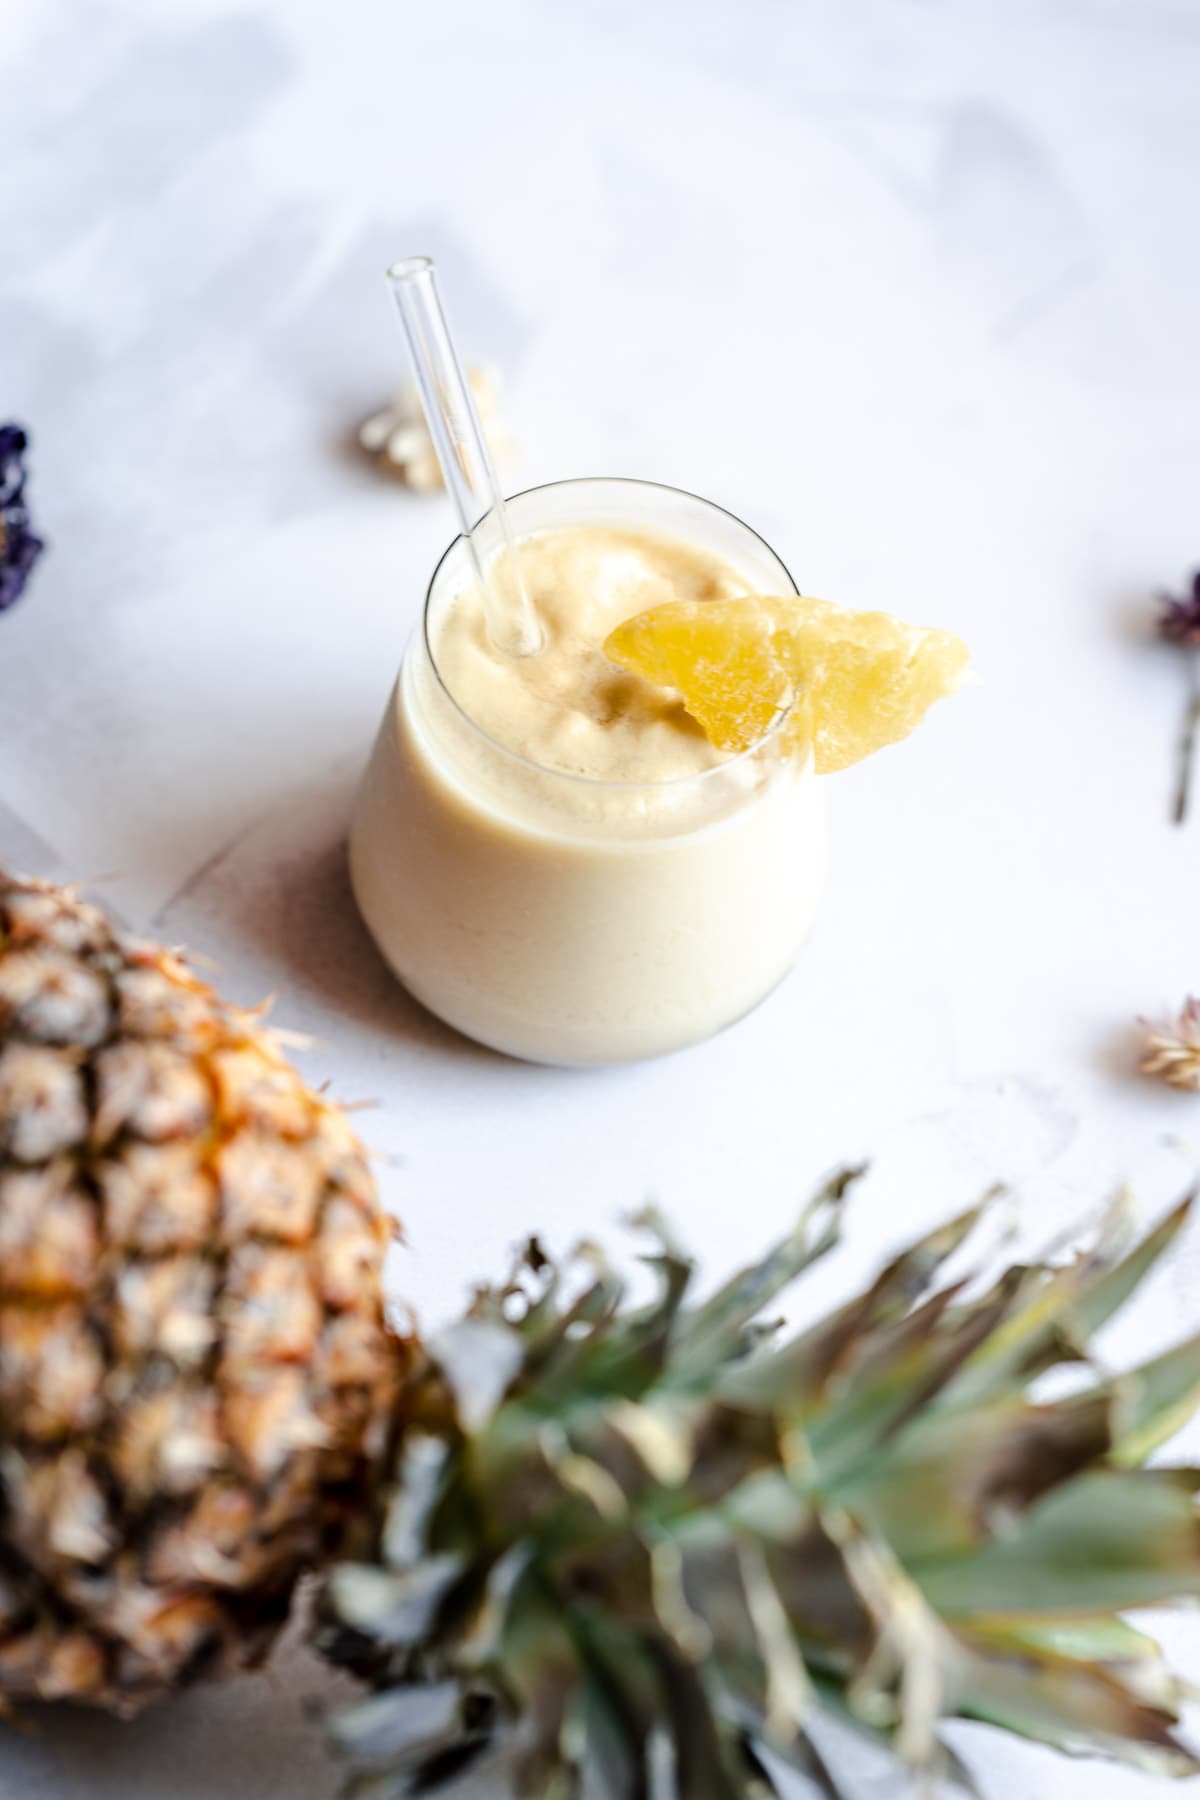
3;0;1200;1794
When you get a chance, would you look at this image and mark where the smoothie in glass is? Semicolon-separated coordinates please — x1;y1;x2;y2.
349;479;825;1064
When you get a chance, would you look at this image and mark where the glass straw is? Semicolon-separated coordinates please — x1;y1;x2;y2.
386;256;542;657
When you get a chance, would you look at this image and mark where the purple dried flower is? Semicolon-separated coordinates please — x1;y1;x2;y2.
1159;572;1200;649
0;423;45;613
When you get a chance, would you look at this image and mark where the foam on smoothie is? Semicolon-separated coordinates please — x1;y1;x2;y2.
430;526;754;783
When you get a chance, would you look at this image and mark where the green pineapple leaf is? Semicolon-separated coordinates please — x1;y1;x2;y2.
911;1468;1200;1619
944;1195;1194;1407
1108;1331;1200;1468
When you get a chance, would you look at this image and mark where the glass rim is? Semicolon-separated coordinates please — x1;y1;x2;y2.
418;476;802;794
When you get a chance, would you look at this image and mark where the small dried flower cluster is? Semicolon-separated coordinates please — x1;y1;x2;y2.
0;423;45;612
1140;997;1200;1092
359;366;514;491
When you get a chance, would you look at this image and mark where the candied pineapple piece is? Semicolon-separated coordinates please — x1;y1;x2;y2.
603;598;790;755
605;595;969;774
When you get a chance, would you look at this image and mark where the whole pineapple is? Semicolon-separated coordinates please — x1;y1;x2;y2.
321;1177;1200;1797
0;871;401;1713
4;875;1200;1799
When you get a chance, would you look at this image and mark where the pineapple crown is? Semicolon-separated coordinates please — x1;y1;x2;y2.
318;1171;1200;1799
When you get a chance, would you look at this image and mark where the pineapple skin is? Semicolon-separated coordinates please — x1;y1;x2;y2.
0;872;403;1714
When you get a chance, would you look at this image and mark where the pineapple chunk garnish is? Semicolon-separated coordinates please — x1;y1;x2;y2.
605;594;970;773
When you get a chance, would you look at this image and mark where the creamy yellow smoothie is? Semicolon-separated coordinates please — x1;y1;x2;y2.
349;479;825;1064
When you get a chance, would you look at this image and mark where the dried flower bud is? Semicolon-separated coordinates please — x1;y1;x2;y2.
1139;997;1200;1092
359;368;514;492
1159;573;1200;650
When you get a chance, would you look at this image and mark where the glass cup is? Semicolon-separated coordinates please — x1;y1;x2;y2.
349;478;826;1065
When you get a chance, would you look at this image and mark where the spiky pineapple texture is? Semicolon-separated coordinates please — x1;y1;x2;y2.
320;1171;1200;1799
0;872;402;1714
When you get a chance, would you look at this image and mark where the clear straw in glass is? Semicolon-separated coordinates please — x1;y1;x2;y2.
386;256;542;657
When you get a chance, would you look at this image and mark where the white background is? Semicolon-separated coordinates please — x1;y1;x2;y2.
2;0;1199;1794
